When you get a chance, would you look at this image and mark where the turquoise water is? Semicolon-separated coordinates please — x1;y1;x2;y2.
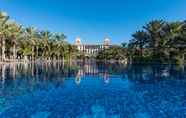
0;62;186;118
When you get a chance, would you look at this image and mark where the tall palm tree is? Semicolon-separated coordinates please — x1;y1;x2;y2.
54;33;67;61
17;37;32;61
67;44;77;62
26;27;39;61
7;22;22;60
131;30;148;57
143;20;166;58
0;11;9;61
49;34;61;60
163;22;184;46
161;21;186;63
40;31;51;60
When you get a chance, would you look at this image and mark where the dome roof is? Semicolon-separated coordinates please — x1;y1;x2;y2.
104;38;110;42
0;11;8;17
75;37;81;45
104;38;111;46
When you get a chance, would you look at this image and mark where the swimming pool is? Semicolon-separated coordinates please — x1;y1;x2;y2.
0;62;186;118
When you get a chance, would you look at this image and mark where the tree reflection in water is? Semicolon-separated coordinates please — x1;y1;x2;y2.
0;62;186;117
0;62;186;94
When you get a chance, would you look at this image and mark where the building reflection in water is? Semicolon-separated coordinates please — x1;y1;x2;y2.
103;63;110;84
0;62;186;88
103;71;110;84
74;61;111;85
75;69;83;85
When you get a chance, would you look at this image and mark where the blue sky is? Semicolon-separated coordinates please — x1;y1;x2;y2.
0;0;186;44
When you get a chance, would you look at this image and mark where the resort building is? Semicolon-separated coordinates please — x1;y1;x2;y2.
75;37;112;56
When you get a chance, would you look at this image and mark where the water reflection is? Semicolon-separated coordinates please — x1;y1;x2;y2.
75;70;82;85
0;62;186;86
0;62;185;90
0;62;186;117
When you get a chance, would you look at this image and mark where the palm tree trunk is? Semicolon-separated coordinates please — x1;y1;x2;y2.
182;54;185;62
12;35;17;61
140;45;143;57
24;55;28;62
0;35;2;61
2;37;6;61
32;46;35;61
36;46;38;59
57;53;61;61
42;48;45;60
13;42;16;61
44;47;48;61
62;55;64;62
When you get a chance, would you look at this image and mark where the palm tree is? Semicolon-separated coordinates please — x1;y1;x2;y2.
17;35;32;61
40;31;51;60
121;42;127;48
7;22;22;60
162;22;186;63
67;44;77;62
26;27;39;61
49;37;57;60
143;20;166;60
53;33;67;61
0;11;9;61
131;30;148;57
0;11;71;62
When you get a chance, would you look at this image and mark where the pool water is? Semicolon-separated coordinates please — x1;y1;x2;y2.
0;62;186;118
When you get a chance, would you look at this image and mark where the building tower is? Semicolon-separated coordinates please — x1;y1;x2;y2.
104;38;111;49
75;37;82;50
75;37;81;45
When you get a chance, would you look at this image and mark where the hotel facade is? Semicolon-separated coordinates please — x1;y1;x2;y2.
74;37;112;56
